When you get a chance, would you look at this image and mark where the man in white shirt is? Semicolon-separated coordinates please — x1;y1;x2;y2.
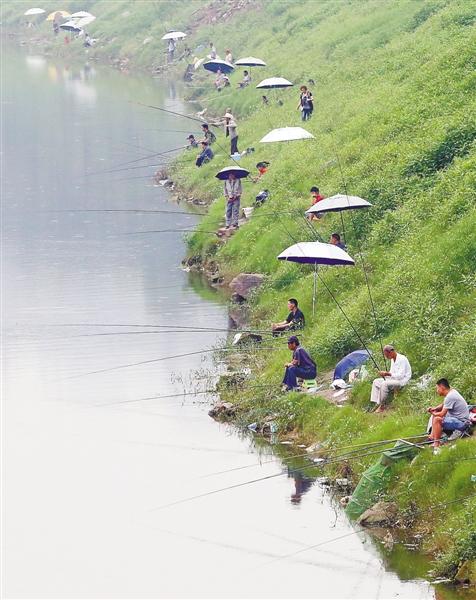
370;344;411;412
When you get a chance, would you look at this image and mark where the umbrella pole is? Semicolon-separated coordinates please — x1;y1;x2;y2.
312;264;318;317
340;212;346;244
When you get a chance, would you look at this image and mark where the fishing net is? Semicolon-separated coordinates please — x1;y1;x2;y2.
345;441;420;520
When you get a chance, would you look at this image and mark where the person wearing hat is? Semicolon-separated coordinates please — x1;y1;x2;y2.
282;336;317;392
224;111;239;155
186;134;198;149
370;344;412;412
195;141;214;167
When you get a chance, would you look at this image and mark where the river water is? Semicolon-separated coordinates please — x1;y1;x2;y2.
2;51;446;599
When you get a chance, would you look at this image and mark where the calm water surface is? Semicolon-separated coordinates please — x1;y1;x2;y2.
2;51;447;599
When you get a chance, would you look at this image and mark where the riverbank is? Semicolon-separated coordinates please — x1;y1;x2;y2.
164;0;476;588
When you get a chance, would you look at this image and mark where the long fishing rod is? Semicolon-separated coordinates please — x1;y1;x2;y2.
51;323;276;335
149;439;449;513
200;434;431;479
133;100;207;124
262;492;476;568
90;144;189;174
43;209;207;216
67;346;277;379
120;228;219;235
334;149;386;366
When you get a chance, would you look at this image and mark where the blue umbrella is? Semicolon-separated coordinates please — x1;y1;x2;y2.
333;350;372;382
203;59;234;74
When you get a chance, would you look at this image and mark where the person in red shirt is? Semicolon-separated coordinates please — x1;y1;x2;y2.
308;186;325;220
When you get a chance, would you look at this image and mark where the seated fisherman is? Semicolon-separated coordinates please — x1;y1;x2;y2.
195;141;214;167
329;232;346;251
238;70;251;88
308;186;325;220
370;344;411;412
282;336;317;392
272;298;305;334
187;134;198;148
428;378;471;453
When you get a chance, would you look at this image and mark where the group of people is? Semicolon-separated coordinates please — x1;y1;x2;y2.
278;336;473;452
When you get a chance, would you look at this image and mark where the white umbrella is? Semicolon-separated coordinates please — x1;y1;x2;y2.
161;31;187;40
235;56;266;67
70;11;95;19
305;194;372;215
260;126;314;143
256;77;293;89
76;15;96;27
278;242;355;315
24;7;45;15
278;242;354;266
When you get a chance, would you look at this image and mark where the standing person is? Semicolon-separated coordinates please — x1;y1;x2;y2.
209;42;217;59
224;111;239;155
167;38;176;63
201;123;216;145
282;336;317;392
224;172;242;229
428;379;471;453
370;345;412;412
297;85;314;121
225;49;233;64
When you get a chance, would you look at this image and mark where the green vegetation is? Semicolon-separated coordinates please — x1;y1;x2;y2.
4;0;475;582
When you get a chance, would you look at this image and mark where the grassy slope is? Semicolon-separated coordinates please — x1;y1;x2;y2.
5;0;475;577
175;0;476;575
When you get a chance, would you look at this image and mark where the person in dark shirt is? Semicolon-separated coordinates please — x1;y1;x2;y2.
282;336;317;391
187;134;198;148
195;141;214;167
272;298;305;334
201;123;216;145
330;232;346;251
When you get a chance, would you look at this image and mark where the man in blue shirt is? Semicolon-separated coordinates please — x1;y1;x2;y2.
282;336;317;391
196;141;214;167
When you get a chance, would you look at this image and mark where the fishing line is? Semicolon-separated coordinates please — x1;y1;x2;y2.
120;228;219;235
334;149;386;366
133;100;207;124
51;323;275;335
200;434;430;479
66;346;277;379
261;492;476;567
43;209;207;216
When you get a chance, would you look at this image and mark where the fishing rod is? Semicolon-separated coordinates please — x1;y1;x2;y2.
262;491;476;567
333;147;386;366
43;209;207;216
51;323;276;335
200;434;431;479
132;100;208;125
67;345;277;379
151;441;468;513
120;228;219;235
90;144;189;173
